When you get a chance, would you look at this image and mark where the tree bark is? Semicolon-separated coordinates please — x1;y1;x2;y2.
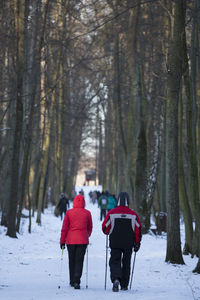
7;0;25;238
178;90;193;255
165;0;185;264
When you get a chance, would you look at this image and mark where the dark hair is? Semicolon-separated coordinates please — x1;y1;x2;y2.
117;192;129;206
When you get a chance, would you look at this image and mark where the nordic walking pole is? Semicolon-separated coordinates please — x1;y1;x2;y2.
86;246;88;289
104;235;108;290
58;248;64;289
129;252;136;290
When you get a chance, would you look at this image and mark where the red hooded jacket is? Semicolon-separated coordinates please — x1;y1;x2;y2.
60;195;92;245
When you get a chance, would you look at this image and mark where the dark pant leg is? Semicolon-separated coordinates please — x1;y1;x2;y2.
121;248;132;288
102;209;107;219
73;245;87;284
109;248;122;283
100;209;106;220
67;245;76;285
100;209;103;221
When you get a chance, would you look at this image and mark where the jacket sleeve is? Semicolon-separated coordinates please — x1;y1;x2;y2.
87;212;93;237
60;213;69;244
102;212;111;235
134;213;142;244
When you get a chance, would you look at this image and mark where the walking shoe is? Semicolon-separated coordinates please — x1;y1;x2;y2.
112;279;119;292
74;282;80;289
121;286;128;291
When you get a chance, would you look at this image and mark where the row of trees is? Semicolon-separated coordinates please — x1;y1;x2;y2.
91;0;200;271
0;0;200;272
0;0;100;234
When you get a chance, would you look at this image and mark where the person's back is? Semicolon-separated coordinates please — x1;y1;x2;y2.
104;205;140;248
98;192;108;220
58;193;69;220
107;195;117;211
61;195;92;245
60;195;93;289
98;193;108;209
102;192;142;292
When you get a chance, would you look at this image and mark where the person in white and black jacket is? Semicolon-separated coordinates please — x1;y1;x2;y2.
102;192;142;292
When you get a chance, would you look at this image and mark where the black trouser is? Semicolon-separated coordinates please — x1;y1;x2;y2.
100;208;107;221
109;247;132;288
67;244;87;285
60;212;65;220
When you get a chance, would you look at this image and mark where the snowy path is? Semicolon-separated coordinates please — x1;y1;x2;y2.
1;189;200;300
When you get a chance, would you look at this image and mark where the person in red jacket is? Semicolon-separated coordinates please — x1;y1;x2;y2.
102;192;142;292
60;194;93;289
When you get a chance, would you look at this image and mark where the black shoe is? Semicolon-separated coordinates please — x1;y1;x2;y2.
70;282;74;287
112;280;119;292
121;286;128;291
74;283;80;289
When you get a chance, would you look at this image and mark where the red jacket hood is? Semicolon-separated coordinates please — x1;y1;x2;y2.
73;195;85;208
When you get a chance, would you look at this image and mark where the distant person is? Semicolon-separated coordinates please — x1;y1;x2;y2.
79;189;84;196
57;193;69;220
89;191;93;203
71;189;76;202
60;194;93;289
102;192;142;292
112;194;117;204
107;194;117;211
96;190;101;200
98;192;108;221
92;190;97;204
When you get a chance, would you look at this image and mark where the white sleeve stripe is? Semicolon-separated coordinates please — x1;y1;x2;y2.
135;220;140;227
105;219;111;228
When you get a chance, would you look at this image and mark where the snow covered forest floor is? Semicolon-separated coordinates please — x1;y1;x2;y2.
1;186;200;300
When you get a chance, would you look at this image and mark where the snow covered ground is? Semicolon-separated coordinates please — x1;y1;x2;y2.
1;185;200;300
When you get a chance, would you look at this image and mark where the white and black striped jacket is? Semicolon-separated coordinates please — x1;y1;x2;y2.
102;205;142;248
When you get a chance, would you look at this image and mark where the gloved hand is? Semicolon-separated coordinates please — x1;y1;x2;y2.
60;243;65;250
134;242;140;252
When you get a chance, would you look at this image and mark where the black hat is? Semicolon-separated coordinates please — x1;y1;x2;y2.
118;192;129;206
60;193;65;199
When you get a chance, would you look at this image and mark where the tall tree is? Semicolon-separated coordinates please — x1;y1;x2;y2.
188;0;200;273
165;0;185;264
6;0;25;238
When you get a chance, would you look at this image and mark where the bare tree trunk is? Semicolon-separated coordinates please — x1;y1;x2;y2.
16;0;42;232
7;0;25;238
178;90;193;255
165;0;185;264
114;32;123;195
129;9;148;231
126;1;140;202
188;0;200;273
104;91;114;192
